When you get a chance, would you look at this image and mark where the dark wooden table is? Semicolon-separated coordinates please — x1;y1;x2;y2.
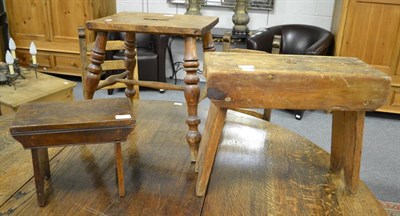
0;100;387;215
85;12;219;162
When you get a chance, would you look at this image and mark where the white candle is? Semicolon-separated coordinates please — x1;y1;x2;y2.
5;51;15;75
9;38;16;59
29;41;37;64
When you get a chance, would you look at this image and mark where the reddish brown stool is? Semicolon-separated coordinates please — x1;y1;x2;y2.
10;98;135;207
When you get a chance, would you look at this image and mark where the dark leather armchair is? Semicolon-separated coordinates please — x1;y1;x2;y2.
106;32;169;94
246;24;334;120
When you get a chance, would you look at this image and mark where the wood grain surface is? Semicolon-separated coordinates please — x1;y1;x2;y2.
0;115;64;205
0;101;386;215
0;72;76;115
86;12;219;36
204;52;391;110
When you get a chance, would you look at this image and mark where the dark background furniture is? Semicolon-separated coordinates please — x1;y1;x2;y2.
108;32;169;93
246;24;334;120
0;0;8;61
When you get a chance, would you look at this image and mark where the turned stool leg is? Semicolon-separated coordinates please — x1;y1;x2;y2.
184;36;201;162
31;148;50;207
123;32;137;104
331;111;365;194
196;103;227;196
85;31;108;100
114;142;125;197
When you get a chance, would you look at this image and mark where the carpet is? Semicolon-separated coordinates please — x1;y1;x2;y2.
380;201;400;216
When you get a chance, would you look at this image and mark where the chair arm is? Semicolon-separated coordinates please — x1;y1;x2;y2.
246;27;281;52
305;33;334;55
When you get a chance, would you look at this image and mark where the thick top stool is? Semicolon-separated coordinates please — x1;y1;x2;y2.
9;98;135;207
195;52;391;196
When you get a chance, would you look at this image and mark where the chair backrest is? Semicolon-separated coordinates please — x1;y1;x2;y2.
78;27;139;98
246;24;334;56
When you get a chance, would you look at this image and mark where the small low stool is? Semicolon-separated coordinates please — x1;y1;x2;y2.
9;98;135;207
195;52;391;196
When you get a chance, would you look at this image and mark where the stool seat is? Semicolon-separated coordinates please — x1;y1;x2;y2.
196;52;391;196
11;98;135;148
10;98;135;207
204;52;391;110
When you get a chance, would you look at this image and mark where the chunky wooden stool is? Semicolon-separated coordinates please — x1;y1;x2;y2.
85;12;218;162
10;98;135;207
195;52;391;196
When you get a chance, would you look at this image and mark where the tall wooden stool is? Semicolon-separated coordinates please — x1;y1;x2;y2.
10;98;135;207
195;52;391;196
84;12;218;162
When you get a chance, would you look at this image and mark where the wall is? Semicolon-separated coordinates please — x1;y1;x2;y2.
116;0;335;80
116;0;334;30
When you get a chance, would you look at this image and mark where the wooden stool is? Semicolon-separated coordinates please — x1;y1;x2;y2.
195;52;391;196
10;98;135;207
84;12;218;162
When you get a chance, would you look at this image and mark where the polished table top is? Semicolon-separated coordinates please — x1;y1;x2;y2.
86;12;219;36
0;100;386;215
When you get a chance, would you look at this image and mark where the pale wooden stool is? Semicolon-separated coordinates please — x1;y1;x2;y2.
10;98;135;207
195;52;391;196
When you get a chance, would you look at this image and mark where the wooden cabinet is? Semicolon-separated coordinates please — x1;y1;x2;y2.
5;0;116;76
332;0;400;114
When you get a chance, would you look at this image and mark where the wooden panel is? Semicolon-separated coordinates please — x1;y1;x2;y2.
340;0;400;75
16;49;52;68
332;0;400;114
5;0;50;41
391;88;400;107
204;52;391;111
49;0;88;43
54;54;82;71
6;0;116;76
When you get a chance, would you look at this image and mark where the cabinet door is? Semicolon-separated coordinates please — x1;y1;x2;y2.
340;0;400;78
5;0;51;44
48;0;91;44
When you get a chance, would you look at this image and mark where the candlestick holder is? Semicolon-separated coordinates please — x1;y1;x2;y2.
0;63;16;89
13;58;26;80
30;63;39;79
6;72;18;90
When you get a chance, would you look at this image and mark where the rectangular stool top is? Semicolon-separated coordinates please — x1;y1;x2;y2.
204;52;391;111
10;98;135;133
86;12;219;36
